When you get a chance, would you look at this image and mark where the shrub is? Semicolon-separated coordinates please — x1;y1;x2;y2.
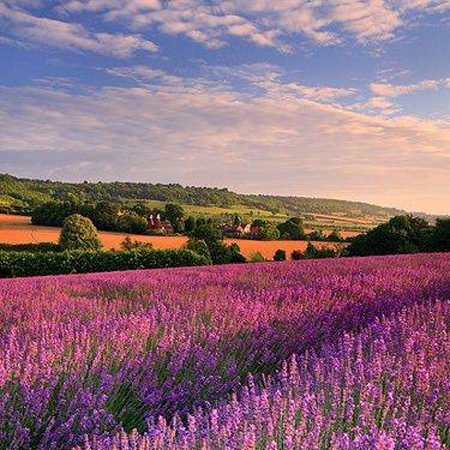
277;218;306;240
291;249;303;260
0;248;209;278
249;252;266;262
59;214;102;251
327;230;344;242
185;238;212;263
229;243;247;263
117;212;148;234
273;249;286;261
0;242;61;253
258;223;280;241
303;242;338;259
191;224;245;264
120;236;153;252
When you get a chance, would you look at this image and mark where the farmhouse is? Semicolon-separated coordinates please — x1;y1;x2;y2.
147;214;174;234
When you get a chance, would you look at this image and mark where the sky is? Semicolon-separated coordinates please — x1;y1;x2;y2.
1;0;450;214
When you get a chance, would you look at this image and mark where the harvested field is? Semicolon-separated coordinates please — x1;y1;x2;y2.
0;214;343;259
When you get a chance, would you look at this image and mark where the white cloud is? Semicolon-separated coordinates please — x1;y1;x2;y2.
52;0;450;50
0;4;158;57
370;79;443;97
0;69;449;213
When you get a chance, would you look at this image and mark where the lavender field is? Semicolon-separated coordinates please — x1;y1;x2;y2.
1;254;449;450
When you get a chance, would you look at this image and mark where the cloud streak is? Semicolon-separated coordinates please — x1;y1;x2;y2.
0;68;449;212
0;4;158;57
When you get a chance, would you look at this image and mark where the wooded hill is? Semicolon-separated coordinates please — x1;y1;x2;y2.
0;173;406;219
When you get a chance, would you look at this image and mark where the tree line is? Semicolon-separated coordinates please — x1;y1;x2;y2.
0;173;406;218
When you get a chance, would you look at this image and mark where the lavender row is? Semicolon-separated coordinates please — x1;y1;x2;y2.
79;300;450;450
1;253;449;449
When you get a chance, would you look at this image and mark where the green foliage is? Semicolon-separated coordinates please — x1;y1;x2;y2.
303;242;338;259
251;218;266;228
430;219;450;252
117;212;148;234
92;202;120;231
130;202;153;218
291;250;303;261
249;252;266;262
308;230;326;241
1;173;407;219
277;217;306;240
327;230;344;242
0;243;61;253
164;203;185;233
0;248;209;278
59;214;102;251
185;238;212;264
120;236;153;252
229;243;247;263
190;223;245;264
258;223;281;241
346;215;431;257
184;216;196;233
273;249;286;261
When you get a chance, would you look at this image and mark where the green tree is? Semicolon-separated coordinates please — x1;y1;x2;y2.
117;212;148;234
258;223;280;241
277;217;306;240
131;202;153;218
184;216;196;233
430;218;450;252
273;249;286;261
92;201;120;231
251;218;266;228
250;252;266;262
185;238;212;263
191;223;245;264
233;215;242;227
346;215;431;257
59;214;102;251
327;230;344;242
164;203;185;233
120;236;153;251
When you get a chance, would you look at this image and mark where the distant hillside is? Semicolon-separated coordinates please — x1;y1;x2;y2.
0;173;406;219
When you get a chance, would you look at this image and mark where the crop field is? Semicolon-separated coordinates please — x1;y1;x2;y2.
0;253;449;449
0;214;345;260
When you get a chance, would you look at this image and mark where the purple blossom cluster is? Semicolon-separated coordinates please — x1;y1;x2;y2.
0;253;449;449
80;300;450;450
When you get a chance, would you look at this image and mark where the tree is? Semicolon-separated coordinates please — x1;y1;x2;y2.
327;230;344;242
196;217;206;228
117;212;148;234
430;218;450;252
251;218;266;228
308;230;326;241
59;214;102;251
303;242;338;259
277;218;306;240
258;223;280;241
273;249;286;261
185;238;212;263
92;201;120;231
131;202;153;218
120;236;153;251
191;223;245;264
250;252;266;262
164;203;185;233
346;215;431;257
184;216;196;233
233;215;242;227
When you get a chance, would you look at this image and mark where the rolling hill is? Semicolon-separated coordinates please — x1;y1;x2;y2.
0;173;405;224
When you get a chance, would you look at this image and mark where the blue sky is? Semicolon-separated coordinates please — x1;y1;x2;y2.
1;0;450;213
